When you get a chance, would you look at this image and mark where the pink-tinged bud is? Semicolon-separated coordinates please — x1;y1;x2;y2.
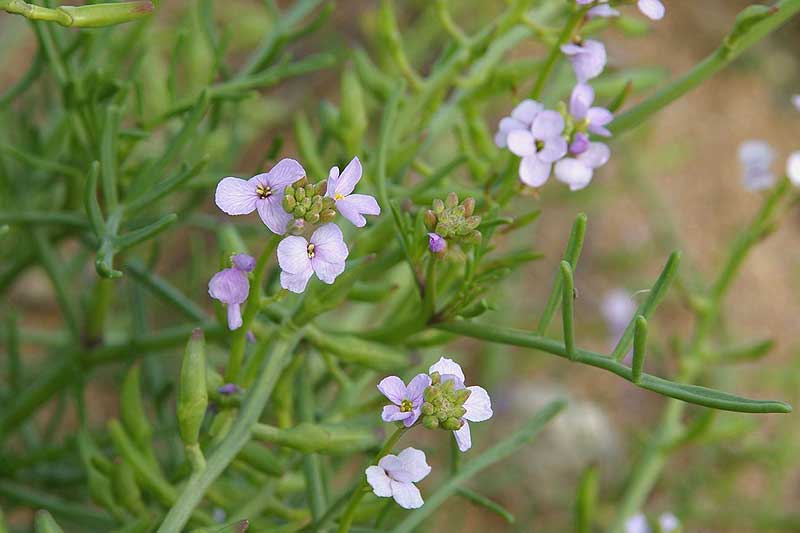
428;233;447;254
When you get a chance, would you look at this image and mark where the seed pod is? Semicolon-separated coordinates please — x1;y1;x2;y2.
445;192;459;208
432;198;445;214
320;209;337;222
178;329;208;446
462;197;475;217
424;210;437;231
282;194;296;212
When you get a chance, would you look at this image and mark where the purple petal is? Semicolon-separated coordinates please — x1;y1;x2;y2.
264;158;306;190
279;269;313;293
377;376;408;404
575;0;592;4
510;99;542;125
507;129;535;157
519;155;552;188
428;232;447;253
403;408;422;427
395;447;431;483
531;110;565;140
277;236;312;274
563;40;606;83
625;515;650;533
336;194;381;227
578;142;611;168
311;223;349;264
659;513;680;533
326;165;340;196
787;151;800;186
406;374;432;404
738;140;774;169
463;386;493;422
390;480;424;509
311;258;346;284
555;158;594;191
587;107;613;137
232;253;256;272
366;465;393;497
218;383;239;395
256;197;293;235
453;421;472;452
587;5;619;18
215;177;257;215
793;95;800;112
208;268;249;305
382;404;412;422
638;0;665;20
570;132;590;155
428;357;465;381
333;156;362;197
537;136;568;163
494;117;527;148
570;84;594;120
226;303;243;330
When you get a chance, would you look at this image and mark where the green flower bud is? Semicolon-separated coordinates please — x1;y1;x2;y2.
452;205;465;218
294;176;308;188
304;184;314;197
301;196;312;209
465;230;482;245
424;210;437;231
442;417;463;431
322;196;335;209
311;196;323;213
462;197;475;217
421;402;434;415
454;406;467;418
296;186;306;202
465;215;481;231
430;371;441;385
305;212;320;224
178;329;207;446
422;415;439;429
285;185;295;198
455;387;472;405
282;194;296;212
445;192;459;208
315;180;328;196
293;205;307;218
432;198;445;214
320;209;337;222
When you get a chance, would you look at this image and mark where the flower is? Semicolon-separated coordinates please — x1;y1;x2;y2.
277;223;349;293
624;512;680;533
507;109;568;187
554;141;610;191
625;514;649;533
326;156;381;227
561;39;607;83
787;152;800;186
215;159;305;235
738;140;776;191
577;0;619;18
494;99;542;148
658;513;680;532
218;383;240;395
208;253;255;330
601;289;636;342
365;447;431;509
426;357;493;452
637;0;665;20
793;94;800;111
579;0;664;20
570;83;613;137
378;374;432;427
428;232;447;254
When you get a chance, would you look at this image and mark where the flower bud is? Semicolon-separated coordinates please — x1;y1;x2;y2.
178;329;208;446
294;176;308;188
445;192;459;208
296;186;306;202
305;212;321;224
442;417;463;431
428;233;447;255
315;180;328;196
320;209;337;223
465;230;482;245
465;216;481;231
282;194;296;212
424;210;437;231
422;415;439;429
462;197;475;217
432;198;445;214
421;402;434;415
322;196;335;209
455;387;472;404
293;205;307;218
111;460;145;515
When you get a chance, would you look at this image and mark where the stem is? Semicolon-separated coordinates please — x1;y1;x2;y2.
530;7;585;99
336;426;407;533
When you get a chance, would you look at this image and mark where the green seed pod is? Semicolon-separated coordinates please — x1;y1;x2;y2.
293;205;307;218
422;415;439;429
445;192;459;209
295;186;306;202
305;212;320;224
432;198;445;214
442;417;463;431
462;197;476;217
34;510;64;533
282;194;296;212
120;365;152;451
424;210;437;231
315;180;328;196
320;209;337;222
177;329;207;446
111;460;145;515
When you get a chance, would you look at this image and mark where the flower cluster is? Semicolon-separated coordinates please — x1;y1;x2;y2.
208;156;380;328
625;512;680;533
423;193;481;256
738;96;800;191
367;357;492;509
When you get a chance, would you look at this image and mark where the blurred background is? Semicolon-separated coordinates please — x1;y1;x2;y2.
1;1;799;531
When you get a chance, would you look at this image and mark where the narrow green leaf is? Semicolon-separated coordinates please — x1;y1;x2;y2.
632;316;647;384
100;105;120;210
560;261;576;361
84;161;105;236
574;465;598;533
115;213;178;251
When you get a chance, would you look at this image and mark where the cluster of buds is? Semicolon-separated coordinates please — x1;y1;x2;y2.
420;371;471;431
423;193;481;256
282;178;337;230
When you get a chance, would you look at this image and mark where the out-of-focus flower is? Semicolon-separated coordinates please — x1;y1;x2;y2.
787;152;800;186
738;140;776;191
378;374;432;427
208;253;255;330
625;514;650;533
793;95;800;111
494;100;543;148
577;0;664;20
326;156;381;227
428;232;447;254
570;83;613;137
659;512;681;532
637;0;665;20
366;447;431;509
422;357;493;452
561;39;607;83
218;383;240;395
277;223;349;293
601;289;636;342
215;159;305;235
507;110;568;187
624;512;681;533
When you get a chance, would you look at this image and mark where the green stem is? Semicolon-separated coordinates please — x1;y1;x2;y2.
336;426;407;533
530;7;585;99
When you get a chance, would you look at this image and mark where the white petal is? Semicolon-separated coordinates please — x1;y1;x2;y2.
265;158;306;189
510;99;542;125
519;156;552;188
428;357;465;381
334;156;362;197
215;177;257;215
463;386;493;422
277;236;311;274
390;481;424;509
453;421;472;452
578;142;611;169
366;466;393;498
555;158;593;191
624;514;650;533
787;151;800;186
507;129;535;157
396;447;431;483
311;258;346;284
279;269;313;294
256;197;292;235
638;0;665;20
310;223;349;263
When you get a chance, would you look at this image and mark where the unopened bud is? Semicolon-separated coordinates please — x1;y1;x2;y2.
432;198;445;214
445;192;459;208
178;329;207;446
462;197;475;217
305;212;320;224
111;461;145;514
422;415;439;429
320;209;337;222
295;187;306;202
315;180;328;196
424;210;437;231
442;417;463;431
282;194;296;212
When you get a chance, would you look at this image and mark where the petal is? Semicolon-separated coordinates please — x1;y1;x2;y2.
264;158;306;190
570;83;594;120
510;99;542;125
624;514;650;533
743;170;775;191
215;177;257;215
311;258;346;284
787;151;800;186
232;254;256;272
463;386;493;422
538;136;568;163
279;269;313;294
587;108;613;137
658;513;680;532
311;223;349;263
256;197;293;235
555;158;594;191
390;481;424;509
428;357;465;381
377;376;409;404
334;156;362;196
406;374;432;404
403;409;421;427
336;194;381;227
739;140;775;168
587;5;619;18
208;269;249;304
396;447;431;483
638;0;665;20
793;94;800;112
560;43;583;56
277;236;311;274
578;142;611;168
531;110;565;139
382;404;413;422
226;303;243;330
507;129;535;157
365;466;393;498
453;421;472;452
519;156;552;188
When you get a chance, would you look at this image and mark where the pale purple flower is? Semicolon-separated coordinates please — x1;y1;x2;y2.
793;95;800;111
428;232;447;253
578;0;663;20
638;0;665;20
218;383;240;395
215;159;305;235
625;514;649;533
378;374;432;427
601;289;636;342
365;447;431;509
554;141;610;191
561;39;607;83
507;110;568;187
277;223;349;293
659;513;680;532
326;156;381;227
494;99;542;148
625;512;680;533
738;140;776;191
570;83;613;137
429;357;493;452
577;0;620;18
208;253;255;330
787;152;800;187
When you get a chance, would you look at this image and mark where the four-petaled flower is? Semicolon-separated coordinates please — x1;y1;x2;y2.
326;156;381;227
215;158;305;235
277;223;349;293
507;108;568;188
378;374;432;427
429;357;493;452
561;39;607;83
570;83;613;138
208;254;255;330
577;0;664;20
738;140;776;191
554;139;610;191
366;447;431;509
494;99;542;149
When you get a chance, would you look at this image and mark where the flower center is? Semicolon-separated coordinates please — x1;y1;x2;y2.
334;193;345;200
256;184;272;199
306;243;315;259
400;399;413;412
535;140;545;152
